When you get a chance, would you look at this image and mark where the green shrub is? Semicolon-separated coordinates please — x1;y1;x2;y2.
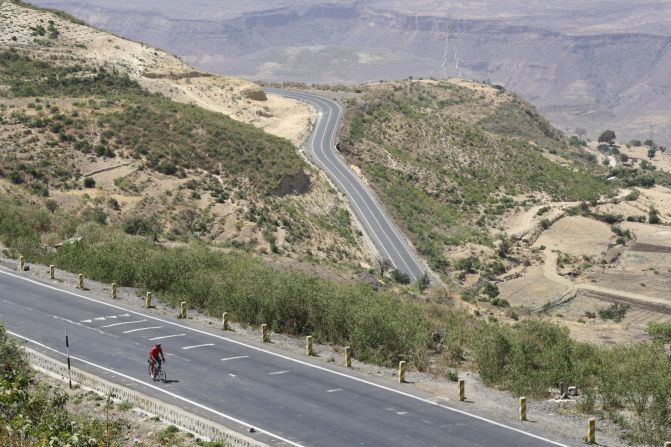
647;322;671;344
83;176;95;188
598;303;630;322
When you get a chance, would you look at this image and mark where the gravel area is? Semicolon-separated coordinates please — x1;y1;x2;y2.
1;255;639;447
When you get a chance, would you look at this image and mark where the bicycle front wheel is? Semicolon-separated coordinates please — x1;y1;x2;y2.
158;368;166;382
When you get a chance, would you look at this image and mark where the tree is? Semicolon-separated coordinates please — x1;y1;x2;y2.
375;258;393;278
598;130;616;146
648;147;657;159
417;273;430;292
575;128;587;144
649;206;661;224
83;177;96;188
483;282;500;299
644;139;655;147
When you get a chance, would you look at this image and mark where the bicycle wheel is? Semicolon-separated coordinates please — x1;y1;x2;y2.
148;363;154;380
158;367;166;383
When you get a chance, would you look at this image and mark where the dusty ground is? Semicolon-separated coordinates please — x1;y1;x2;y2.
496;182;671;346
2;256;633;447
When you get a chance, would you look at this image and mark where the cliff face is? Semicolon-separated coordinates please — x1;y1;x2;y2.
30;1;671;143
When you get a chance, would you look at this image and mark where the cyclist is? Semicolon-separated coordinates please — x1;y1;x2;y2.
148;343;165;378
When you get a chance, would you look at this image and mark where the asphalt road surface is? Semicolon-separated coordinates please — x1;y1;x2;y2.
0;267;578;447
265;88;425;282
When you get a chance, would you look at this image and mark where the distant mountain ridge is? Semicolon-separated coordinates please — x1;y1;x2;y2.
30;0;671;144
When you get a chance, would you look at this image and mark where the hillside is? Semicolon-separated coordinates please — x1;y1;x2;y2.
0;0;370;274
29;0;671;145
337;79;616;274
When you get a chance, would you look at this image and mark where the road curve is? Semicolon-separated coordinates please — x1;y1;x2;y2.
265;88;425;282
0;268;577;447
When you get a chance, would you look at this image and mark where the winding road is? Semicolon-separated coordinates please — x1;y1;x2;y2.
265;88;425;282
0;267;577;447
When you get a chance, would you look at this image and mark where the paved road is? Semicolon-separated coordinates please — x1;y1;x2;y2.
265;88;425;282
0;268;577;447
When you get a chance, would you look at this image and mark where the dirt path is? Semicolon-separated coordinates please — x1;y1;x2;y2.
541;247;671;311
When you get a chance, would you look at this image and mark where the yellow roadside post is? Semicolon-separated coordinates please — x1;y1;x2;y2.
458;379;465;402
306;335;314;356
19;256;24;271
222;312;229;330
587;418;596;444
77;274;84;289
49;265;55;279
145;292;152;308
261;324;269;342
345;346;352;368
399;361;407;383
111;283;117;299
519;397;527;421
180;301;187;319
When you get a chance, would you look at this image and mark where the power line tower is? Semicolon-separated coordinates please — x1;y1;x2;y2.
440;17;463;79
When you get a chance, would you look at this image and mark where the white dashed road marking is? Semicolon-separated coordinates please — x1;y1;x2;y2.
182;343;214;350
269;370;290;375
327;388;343;393
102;319;147;328
221;355;249;362
150;334;186;341
122;326;163;334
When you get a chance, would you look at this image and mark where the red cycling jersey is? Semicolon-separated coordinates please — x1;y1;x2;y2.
149;345;163;361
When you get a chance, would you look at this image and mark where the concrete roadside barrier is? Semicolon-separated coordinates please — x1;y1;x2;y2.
23;348;268;447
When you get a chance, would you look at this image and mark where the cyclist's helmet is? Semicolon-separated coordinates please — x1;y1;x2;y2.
156;343;161;348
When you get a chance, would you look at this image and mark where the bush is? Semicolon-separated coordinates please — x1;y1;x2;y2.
390;269;411;284
598;302;630;322
83;176;95;188
647;322;671;343
122;216;158;237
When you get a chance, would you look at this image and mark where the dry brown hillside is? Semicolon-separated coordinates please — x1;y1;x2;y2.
0;0;312;146
0;0;372;277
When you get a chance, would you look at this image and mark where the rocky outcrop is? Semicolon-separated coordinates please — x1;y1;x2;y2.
271;169;310;196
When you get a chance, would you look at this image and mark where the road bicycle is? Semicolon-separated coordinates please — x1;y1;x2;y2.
148;361;167;382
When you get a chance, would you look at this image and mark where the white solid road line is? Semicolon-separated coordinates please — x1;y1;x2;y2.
181;343;214;350
221;355;249;362
1;269;570;447
122;326;163;334
102;319;147;328
150;334;186;341
8;330;305;447
271;90;421;280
